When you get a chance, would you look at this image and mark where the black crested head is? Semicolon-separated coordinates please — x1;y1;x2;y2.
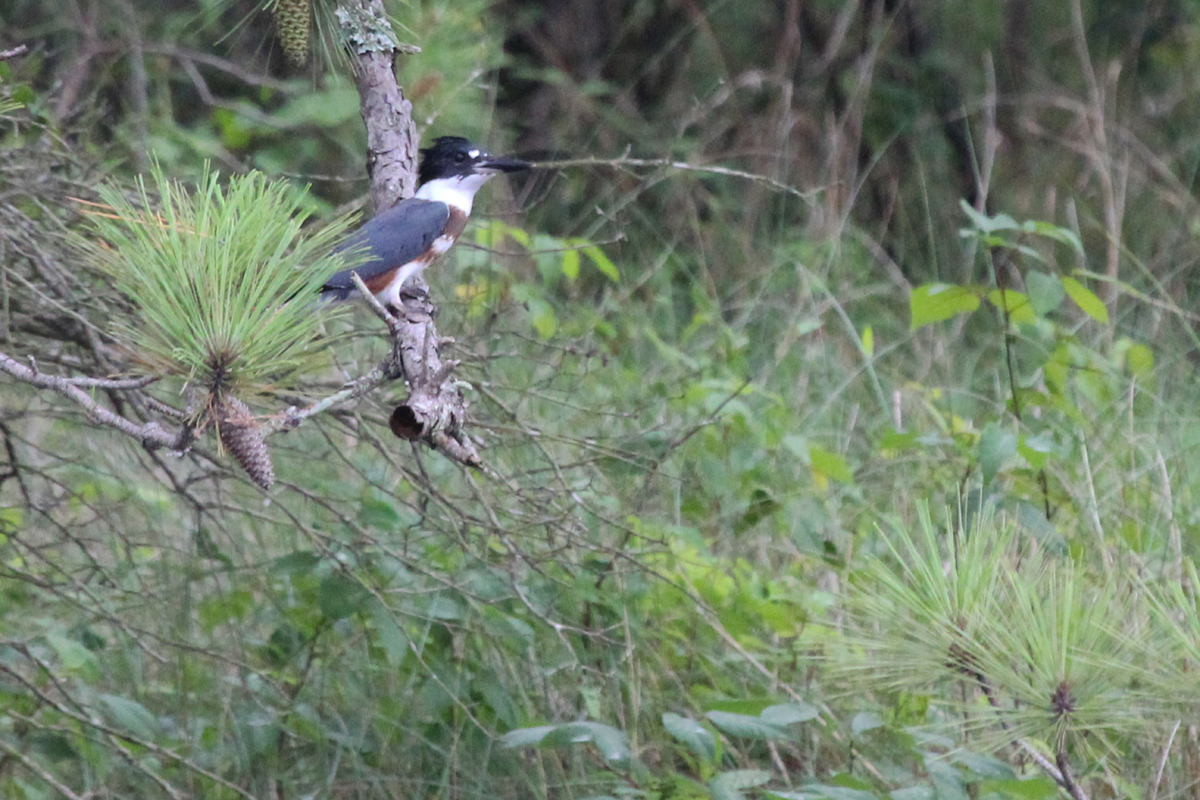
417;136;532;186
418;136;482;185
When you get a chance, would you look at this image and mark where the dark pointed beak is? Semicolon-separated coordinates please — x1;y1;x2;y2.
478;155;532;173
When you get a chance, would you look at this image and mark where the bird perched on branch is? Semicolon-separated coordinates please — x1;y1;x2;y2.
320;136;530;309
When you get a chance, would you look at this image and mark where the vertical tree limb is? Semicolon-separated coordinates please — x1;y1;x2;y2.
337;0;419;212
337;0;482;467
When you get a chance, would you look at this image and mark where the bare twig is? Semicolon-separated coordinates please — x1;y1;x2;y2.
538;155;822;202
1148;720;1180;800
276;272;481;466
0;654;258;800
337;0;419;212
1056;750;1091;800
1070;0;1123;310
0;45;29;60
62;373;158;389
0;736;84;800
278;272;405;430
0;351;185;450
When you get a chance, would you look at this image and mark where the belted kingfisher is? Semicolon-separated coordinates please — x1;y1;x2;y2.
320;136;530;308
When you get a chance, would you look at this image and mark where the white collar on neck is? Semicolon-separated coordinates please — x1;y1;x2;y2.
414;173;495;214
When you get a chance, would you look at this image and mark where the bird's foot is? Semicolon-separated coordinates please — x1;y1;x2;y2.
399;284;431;304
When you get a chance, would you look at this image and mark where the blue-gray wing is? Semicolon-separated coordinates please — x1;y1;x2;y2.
320;199;451;300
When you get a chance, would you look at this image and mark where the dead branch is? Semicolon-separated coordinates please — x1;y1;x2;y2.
278;271;481;466
337;0;419;213
0;351;187;451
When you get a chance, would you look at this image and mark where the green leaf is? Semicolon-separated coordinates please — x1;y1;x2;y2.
499;722;629;764
584;245;620;281
799;783;880;800
909;284;981;330
717;769;771;789
561;247;581;280
543;722;631;764
711;770;772;800
369;603;409;666
926;756;968;800
1017;433;1056;470
850;711;884;735
879;430;919;451
761;703;819;725
1024;220;1084;255
954;751;1015;779
978;422;1017;486
198;588;255;631
980;777;1060;800
426;593;464;621
45;633;98;676
479;679;519;729
986;289;1036;324
663;712;717;762
809;446;855;486
30;731;77;762
274;550;321;575
960;201;1019;235
319;573;370;620
1016;502;1067;554
861;325;874;357
516;287;558;338
706;710;791;741
499;725;557;748
890;788;934;800
959;201;1083;255
737;488;781;532
359;498;401;530
1124;342;1154;378
481;219;530;248
99;694;158;740
1062;277;1109;323
1026;271;1065;315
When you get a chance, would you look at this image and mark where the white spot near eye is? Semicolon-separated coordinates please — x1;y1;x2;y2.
468;149;480;158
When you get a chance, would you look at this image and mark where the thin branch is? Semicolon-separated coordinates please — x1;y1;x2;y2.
461;233;627;259
0;653;258;800
1056;750;1091;800
0;737;84;800
278;272;403;430
0;351;184;450
62;374;158;389
539;155;823;202
1148;720;1180;800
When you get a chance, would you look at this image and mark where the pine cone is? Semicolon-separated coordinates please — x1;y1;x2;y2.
274;0;312;66
217;395;276;490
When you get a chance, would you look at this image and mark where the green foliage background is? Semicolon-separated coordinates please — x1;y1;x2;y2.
3;1;1200;799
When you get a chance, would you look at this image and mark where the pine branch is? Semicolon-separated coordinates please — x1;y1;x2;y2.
1;3;484;475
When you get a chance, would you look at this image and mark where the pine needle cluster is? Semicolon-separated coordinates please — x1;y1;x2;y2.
82;163;356;486
840;507;1159;769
